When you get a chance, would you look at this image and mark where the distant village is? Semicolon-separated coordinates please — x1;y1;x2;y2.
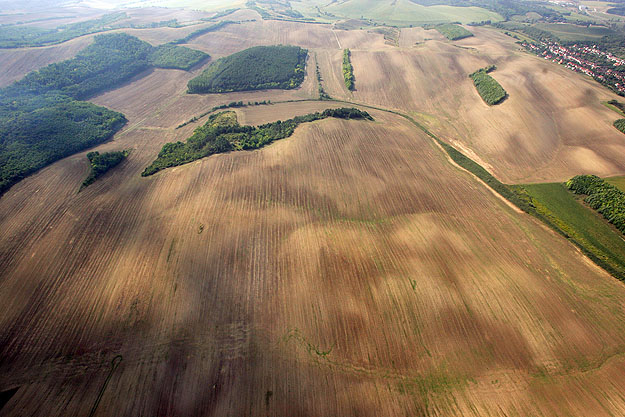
522;40;625;94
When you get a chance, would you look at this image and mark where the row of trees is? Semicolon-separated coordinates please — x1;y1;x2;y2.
0;12;127;48
169;21;232;45
187;45;308;94
615;119;625;134
567;175;625;235
143;108;372;176
342;49;355;91
469;66;507;105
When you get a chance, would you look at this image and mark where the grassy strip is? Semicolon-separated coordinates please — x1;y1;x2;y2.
329;98;625;282
436;129;625;281
603;100;625;118
342;49;355;91
469;66;507;105
435;24;474;41
515;183;625;280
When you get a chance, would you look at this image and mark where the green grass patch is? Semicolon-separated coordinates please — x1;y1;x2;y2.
435;23;474;40
469;66;507;105
342;49;355;91
80;150;128;190
515;182;625;280
142;107;373;176
187;45;307;94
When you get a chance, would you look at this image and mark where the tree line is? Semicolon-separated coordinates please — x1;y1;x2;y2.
342;49;355;91
0;12;127;48
142;108;373;176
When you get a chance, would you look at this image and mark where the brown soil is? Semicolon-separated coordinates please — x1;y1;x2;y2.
3;13;625;417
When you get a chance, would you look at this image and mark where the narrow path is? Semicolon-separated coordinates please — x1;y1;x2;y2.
332;30;342;49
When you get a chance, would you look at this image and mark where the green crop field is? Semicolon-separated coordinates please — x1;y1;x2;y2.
533;22;616;41
324;0;502;25
518;182;625;279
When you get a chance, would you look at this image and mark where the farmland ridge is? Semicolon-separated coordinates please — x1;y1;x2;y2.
3;1;625;416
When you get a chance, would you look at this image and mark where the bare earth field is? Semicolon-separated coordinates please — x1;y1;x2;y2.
5;14;625;417
318;25;625;183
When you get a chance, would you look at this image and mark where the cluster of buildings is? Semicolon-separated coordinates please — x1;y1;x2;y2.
522;40;625;94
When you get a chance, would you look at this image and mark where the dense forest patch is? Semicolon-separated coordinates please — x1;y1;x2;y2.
469;65;507;105
142;108;373;176
149;44;209;70
614;119;625;134
0;99;125;195
10;33;153;100
80;150;128;190
435;24;474;40
0;33;207;195
342;49;355;91
187;45;308;94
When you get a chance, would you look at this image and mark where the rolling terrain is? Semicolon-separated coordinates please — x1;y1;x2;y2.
3;4;625;416
315;25;625;183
